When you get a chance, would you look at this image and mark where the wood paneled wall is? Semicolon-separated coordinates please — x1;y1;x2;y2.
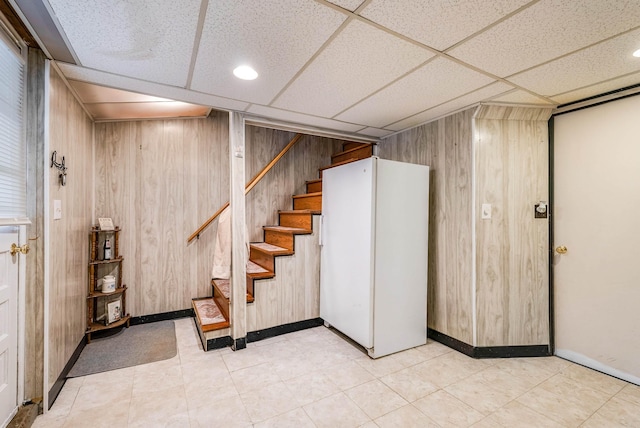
47;67;94;389
95;118;341;320
474;105;551;347
378;109;475;345
379;105;550;348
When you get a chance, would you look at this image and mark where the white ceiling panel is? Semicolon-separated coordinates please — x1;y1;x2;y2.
325;0;365;12
271;19;434;118
246;105;364;133
57;63;250;112
386;82;513;131
357;127;394;138
47;0;201;86
69;80;169;103
550;72;640;105
190;0;346;105
489;89;554;105
360;0;531;51
336;57;496;128
87;102;209;121
508;29;640;96
448;0;640;77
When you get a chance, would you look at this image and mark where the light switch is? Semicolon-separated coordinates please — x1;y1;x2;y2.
54;199;62;220
481;203;491;219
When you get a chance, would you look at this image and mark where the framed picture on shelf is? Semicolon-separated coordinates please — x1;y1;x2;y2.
106;298;122;324
98;217;115;231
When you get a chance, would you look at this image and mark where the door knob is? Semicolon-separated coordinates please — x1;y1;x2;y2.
555;245;567;254
10;243;29;256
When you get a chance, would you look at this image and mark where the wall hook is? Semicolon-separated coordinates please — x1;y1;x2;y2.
51;151;67;186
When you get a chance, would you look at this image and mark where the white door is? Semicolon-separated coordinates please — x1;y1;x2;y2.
0;227;19;426
320;158;375;349
554;95;640;385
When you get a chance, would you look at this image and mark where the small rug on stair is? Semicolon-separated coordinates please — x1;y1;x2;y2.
67;320;177;377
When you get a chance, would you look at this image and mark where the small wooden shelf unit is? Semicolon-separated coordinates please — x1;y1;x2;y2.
86;226;130;342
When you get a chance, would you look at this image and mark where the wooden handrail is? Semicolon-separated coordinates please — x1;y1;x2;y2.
187;133;303;243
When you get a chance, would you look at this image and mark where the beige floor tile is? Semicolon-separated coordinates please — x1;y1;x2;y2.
346;379;408;419
184;372;238;410
359;422;380;428
479;401;564;428
414;340;453;360
374;404;440;427
269;349;325;381
379;365;439;402
132;363;184;395
413;390;485;428
80;365;135;388
128;385;188;427
230;361;281;394
516;384;598;427
388;348;431;368
189;395;252;428
283;371;341;406
616;383;640;407
240;381;300;423
303;392;370;428
537;373;614;410
559;363;627;396
491;357;555;387
582;395;640;427
181;354;229;386
63;400;130;428
324;360;376;390
222;346;267;372
253;408;316;428
46;384;79;418
444;375;517;414
354;354;406;378
71;379;132;412
409;353;483;388
519;356;572;374
31;413;66;428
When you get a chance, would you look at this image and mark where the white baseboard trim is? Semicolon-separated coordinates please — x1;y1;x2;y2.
555;349;640;386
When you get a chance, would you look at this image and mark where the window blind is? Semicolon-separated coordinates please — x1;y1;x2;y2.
0;29;26;219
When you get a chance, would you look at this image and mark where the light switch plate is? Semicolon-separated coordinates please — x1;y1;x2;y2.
53;199;62;220
481;203;491;219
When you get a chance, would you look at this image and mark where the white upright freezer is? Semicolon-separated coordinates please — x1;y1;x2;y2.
320;157;429;358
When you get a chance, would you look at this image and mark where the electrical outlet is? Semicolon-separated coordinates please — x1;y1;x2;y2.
481;203;491;219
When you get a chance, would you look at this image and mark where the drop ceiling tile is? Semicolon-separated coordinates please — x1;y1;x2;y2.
58;63;250;112
246;105;364;133
508;29;640;96
69;80;169;104
386;82;513;131
87;102;209;121
47;0;201;86
360;0;530;51
489;89;554;105
335;57;496;128
550;71;640;104
357;127;393;138
190;0;346;105
448;0;640;77
272;19;434;118
326;0;365;12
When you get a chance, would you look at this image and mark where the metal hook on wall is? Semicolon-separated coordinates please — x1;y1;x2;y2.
51;151;67;186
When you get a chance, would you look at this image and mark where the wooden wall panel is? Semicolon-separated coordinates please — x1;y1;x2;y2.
47;68;93;388
378;109;475;345
474;107;549;347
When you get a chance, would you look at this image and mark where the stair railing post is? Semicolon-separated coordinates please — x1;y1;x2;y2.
229;111;247;350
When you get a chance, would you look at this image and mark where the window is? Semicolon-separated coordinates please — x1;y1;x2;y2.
0;23;26;219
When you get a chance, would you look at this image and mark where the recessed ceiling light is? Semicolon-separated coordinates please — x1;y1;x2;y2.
633;49;640;58
233;65;258;80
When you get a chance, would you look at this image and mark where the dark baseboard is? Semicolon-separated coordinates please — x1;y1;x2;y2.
206;335;233;351
49;336;86;409
233;337;247;350
427;328;551;358
130;308;194;325
247;318;324;343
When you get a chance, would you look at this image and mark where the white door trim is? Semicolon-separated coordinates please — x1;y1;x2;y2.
42;59;51;413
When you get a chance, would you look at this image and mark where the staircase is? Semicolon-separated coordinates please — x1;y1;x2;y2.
193;141;374;349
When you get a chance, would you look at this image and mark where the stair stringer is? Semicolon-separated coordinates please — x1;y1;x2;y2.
247;215;321;332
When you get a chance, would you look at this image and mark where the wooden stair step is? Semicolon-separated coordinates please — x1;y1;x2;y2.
192;297;229;332
247;260;274;280
319;158;359;178
331;144;374;164
279;209;319;229
292;192;321;210
250;242;292;272
212;278;254;303
343;141;371;151
305;178;322;193
263;225;312;250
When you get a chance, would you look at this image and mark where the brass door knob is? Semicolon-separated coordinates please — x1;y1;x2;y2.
10;243;29;256
555;245;567;254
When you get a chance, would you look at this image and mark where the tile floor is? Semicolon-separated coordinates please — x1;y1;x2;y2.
33;318;640;427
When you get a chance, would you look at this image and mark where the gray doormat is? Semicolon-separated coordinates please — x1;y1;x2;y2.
68;320;177;378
